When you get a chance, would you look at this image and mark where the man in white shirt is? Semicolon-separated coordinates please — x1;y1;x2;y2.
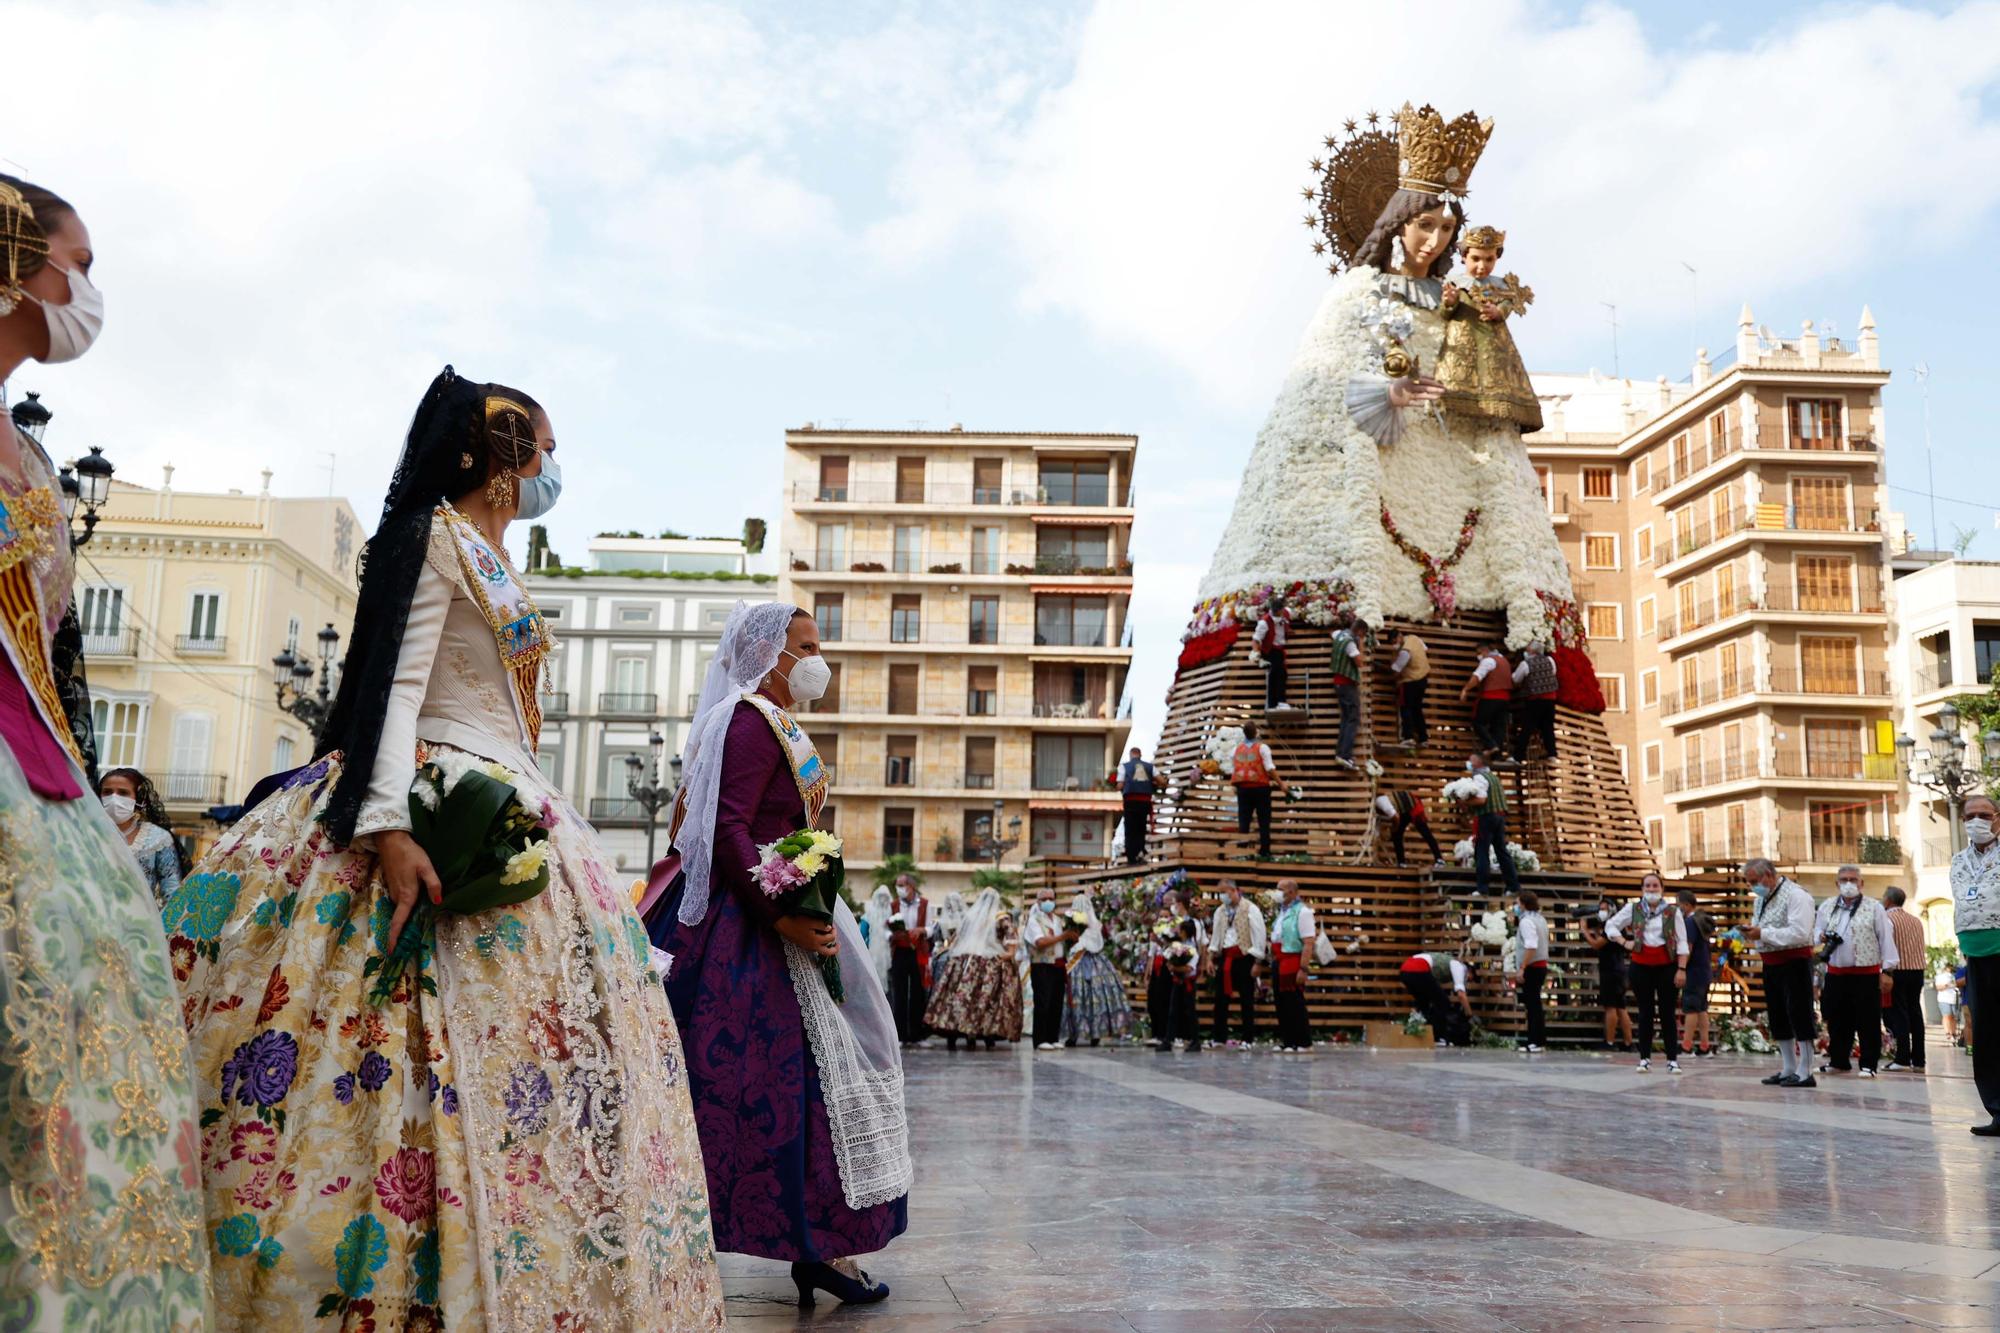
1022;889;1071;1051
1208;880;1268;1046
1742;857;1821;1088
1399;950;1471;1047
1503;889;1550;1053
1251;595;1291;710
1814;865;1898;1078
1605;875;1692;1073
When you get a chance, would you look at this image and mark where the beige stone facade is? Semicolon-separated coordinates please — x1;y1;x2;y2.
777;427;1136;894
76;469;360;855
1526;308;1900;891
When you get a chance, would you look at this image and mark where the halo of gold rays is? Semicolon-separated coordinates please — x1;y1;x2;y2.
1304;108;1403;278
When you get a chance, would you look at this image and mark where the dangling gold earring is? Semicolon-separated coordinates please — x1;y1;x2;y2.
486;469;518;508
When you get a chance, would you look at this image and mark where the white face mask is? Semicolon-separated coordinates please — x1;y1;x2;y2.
1968;816;1997;847
100;792;136;824
1642;890;1662;907
1838;881;1861;899
778;647;830;702
25;263;104;364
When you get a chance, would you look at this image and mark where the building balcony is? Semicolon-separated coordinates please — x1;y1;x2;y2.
827;772;1121;798
800;702;1132;729
1773;822;1904;870
787;549;1132;580
82;627;138;658
589;796;660;825
824;625;1126;651
160;771;228;805
539;691;571;718
1653;505;1884;577
175;634;228;656
1658;668;1890;721
1663;751;1898;799
1653;579;1886;646
597;692;659;717
790;481;1131;510
1645;430;1879;508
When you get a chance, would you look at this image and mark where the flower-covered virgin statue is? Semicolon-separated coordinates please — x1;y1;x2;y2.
1196;103;1577;647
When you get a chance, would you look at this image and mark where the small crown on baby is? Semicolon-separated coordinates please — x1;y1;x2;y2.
1459;225;1505;253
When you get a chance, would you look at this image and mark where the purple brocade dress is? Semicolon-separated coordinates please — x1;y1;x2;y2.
654;699;909;1261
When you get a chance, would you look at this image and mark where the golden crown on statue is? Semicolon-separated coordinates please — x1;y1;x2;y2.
1459;224;1506;252
1396;102;1493;197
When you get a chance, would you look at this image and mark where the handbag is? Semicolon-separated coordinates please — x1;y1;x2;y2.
1314;931;1337;966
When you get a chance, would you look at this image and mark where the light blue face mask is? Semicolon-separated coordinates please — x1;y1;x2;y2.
516;453;562;521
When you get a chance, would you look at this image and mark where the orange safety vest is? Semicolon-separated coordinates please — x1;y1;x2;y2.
1232;742;1272;787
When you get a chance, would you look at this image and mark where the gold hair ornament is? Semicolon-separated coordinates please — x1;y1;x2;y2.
0;183;50;318
1304;103;1493;277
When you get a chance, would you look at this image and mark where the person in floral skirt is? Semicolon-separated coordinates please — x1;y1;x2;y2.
924;888;1024;1048
1062;889;1134;1046
170;370;723;1330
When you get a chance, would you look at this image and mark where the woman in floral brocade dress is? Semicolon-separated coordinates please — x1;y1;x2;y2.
170;369;723;1329
0;173;210;1330
923;889;1023;1047
1061;890;1133;1045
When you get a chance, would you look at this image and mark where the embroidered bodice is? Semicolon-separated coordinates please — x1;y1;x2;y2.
356;506;555;838
0;422;88;787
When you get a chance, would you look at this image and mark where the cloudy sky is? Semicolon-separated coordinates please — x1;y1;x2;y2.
8;0;1998;745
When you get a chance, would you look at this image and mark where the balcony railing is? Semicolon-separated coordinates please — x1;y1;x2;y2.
597;692;659;715
1658;670;1756;718
1763;668;1890;697
82;627;138;657
589;796;655;822
793;481;1127;508
538;691;570;716
175;635;228;656
788;548;1131;577
1760;576;1886;616
963;772;996;789
159;772;227;804
1654;429;1744;491
1654;586;1755;640
796;700;1127;724
1666;751;1898;794
825;624;1119;648
1654;508;1751;566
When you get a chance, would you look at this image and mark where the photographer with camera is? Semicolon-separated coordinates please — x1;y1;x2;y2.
1812;865;1897;1078
1605;873;1691;1073
1578;895;1633;1051
1743;858;1821;1088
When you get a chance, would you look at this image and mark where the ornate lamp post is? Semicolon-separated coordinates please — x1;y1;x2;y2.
10;391;50;444
968;799;1023;870
624;731;682;870
1896;700;2000;853
273;622;341;732
18;394;117;547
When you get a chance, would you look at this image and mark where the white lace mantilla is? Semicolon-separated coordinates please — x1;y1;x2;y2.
783;901;913;1210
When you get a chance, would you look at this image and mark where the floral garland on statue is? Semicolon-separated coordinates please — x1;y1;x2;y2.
1534;589;1587;650
1179;576;1356;674
1534;588;1606;714
1379;504;1479;621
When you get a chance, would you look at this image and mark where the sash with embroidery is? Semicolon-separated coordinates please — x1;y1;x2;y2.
438;506;554;746
0;476;85;778
743;692;829;828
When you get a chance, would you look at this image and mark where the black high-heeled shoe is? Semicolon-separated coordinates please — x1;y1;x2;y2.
792;1259;890;1308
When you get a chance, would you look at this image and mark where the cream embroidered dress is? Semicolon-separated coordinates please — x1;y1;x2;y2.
171;505;723;1330
0;422;209;1329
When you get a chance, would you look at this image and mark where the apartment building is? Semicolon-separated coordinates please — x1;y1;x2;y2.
777;427;1137;894
1889;557;2000;933
524;533;777;872
76;467;360;854
1526;306;1900;890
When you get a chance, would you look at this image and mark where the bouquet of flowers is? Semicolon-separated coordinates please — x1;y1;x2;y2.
1164;940;1198;974
1451;839;1542;873
751;829;848;1001
1441;775;1488;805
1206;726;1246;766
370;761;554;1006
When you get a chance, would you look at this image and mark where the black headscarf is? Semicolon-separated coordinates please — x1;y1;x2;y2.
316;367;488;844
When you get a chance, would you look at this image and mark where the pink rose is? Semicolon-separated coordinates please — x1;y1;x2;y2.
752;856;807;898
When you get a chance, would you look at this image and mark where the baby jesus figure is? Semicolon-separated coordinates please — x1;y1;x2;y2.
1437;225;1544;434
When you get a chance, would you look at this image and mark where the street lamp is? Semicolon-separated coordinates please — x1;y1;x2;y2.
273;622;341;732
1896;700;2000;853
10;391;50;445
624;731;682;870
967;798;1023;869
57;446;115;548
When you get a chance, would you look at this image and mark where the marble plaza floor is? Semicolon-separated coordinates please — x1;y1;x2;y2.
721;1037;2000;1331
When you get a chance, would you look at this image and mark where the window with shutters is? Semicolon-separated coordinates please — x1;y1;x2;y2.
817;455;849;501
966;664;997;716
1791;476;1848;531
1637;596;1656;636
1789;398;1843;449
1581;466;1614;500
1805;718;1862;778
1686;808;1709;852
964;736;996;788
1632;455;1651;493
1708;408;1731;452
1671;431;1691;478
895;456;926;504
1646;818;1664;849
1722;722;1743;776
1583;533;1619;569
1642;742;1662;780
972;458;1004;505
814;593;845;642
1797;556;1854;612
1676;580;1698;628
1725;803;1747;857
1801;636;1857;694
166;711;214;800
1640;670;1659;709
1718;641;1739;690
1679;657;1702;703
882;808;915;858
185;591;224;647
1714;562;1737;612
80;585;124;636
91;699;146;769
885;735;916;787
1809;799;1864;860
814;523;849;571
883;664;918;715
1683;732;1706;774
890;594;922;644
1586;604;1621;640
1635;525;1653;565
1599;674;1624;710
